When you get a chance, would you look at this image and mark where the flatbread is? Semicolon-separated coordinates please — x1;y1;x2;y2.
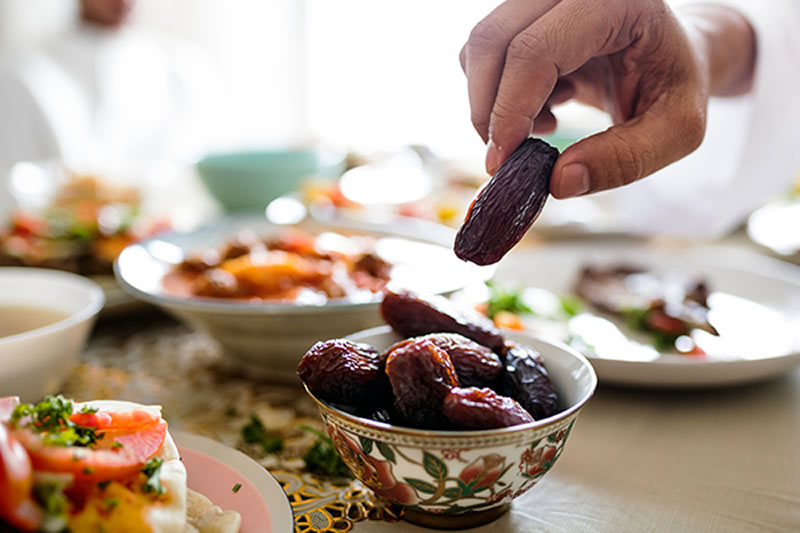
184;489;242;533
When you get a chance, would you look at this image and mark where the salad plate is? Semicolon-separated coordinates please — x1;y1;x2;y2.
173;431;294;533
456;241;800;388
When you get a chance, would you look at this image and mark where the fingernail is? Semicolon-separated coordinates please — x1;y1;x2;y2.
558;163;590;197
486;140;501;175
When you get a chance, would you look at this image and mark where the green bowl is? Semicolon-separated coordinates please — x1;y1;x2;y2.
195;149;345;212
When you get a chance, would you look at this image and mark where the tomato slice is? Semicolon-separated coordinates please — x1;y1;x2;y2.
12;418;167;483
0;397;19;424
0;424;40;531
69;408;160;431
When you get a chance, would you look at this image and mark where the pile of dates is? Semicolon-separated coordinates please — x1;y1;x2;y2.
298;289;559;430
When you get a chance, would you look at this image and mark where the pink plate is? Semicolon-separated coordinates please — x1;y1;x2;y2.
174;431;293;533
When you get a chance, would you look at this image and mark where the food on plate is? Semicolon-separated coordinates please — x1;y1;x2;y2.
477;265;719;356
455;138;559;266
298;289;560;431
163;230;393;302
0;175;167;275
0;395;241;533
573;265;718;344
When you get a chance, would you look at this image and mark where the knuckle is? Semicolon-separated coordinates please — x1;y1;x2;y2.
507;32;549;63
608;130;648;186
467;17;509;51
490;98;518;123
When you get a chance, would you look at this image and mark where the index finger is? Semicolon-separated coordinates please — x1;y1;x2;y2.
462;0;561;143
488;0;643;165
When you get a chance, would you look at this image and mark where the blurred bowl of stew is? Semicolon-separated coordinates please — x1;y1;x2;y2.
195;147;346;212
114;213;492;380
303;326;597;529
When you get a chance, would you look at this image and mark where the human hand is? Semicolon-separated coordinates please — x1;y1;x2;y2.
460;0;755;198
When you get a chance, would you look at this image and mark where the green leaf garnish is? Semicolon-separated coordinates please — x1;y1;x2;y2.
232;483;242;493
299;425;351;478
32;480;69;533
242;414;284;454
141;458;165;495
558;294;583;317
104;498;120;512
11;395;101;447
485;281;532;319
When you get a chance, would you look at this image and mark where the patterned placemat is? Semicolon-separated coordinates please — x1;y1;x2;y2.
60;314;403;532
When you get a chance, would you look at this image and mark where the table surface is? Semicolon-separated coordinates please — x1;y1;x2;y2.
57;232;800;533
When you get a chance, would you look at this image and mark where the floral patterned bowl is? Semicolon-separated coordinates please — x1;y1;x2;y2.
305;326;597;529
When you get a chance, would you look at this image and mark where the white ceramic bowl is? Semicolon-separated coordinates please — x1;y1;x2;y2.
306;327;597;529
114;214;492;381
0;267;105;401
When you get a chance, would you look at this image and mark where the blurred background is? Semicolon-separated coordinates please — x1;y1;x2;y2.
0;0;797;266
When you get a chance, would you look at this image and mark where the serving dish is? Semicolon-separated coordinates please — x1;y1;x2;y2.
115;214;492;380
305;327;597;529
0;267;104;401
462;241;800;388
173;431;294;533
196;148;345;212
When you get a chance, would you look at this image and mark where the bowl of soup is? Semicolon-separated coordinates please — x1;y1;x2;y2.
0;267;105;401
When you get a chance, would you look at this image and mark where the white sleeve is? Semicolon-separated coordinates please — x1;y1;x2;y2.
606;1;800;240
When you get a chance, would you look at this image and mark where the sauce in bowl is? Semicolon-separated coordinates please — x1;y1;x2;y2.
0;306;70;338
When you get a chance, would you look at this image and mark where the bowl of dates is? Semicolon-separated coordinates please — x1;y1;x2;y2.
297;290;597;529
115;215;491;380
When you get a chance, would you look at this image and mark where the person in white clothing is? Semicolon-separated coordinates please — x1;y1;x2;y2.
460;0;800;239
0;0;221;178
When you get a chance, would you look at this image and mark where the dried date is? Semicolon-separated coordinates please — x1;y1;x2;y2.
381;289;505;353
385;338;459;428
297;339;389;405
501;342;559;420
413;333;503;388
442;387;534;429
455;138;558;265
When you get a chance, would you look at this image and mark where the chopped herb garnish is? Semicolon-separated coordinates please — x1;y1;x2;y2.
242;414;284;454
232;483;242;493
98;480;111;491
80;405;99;414
559;294;583;317
11;395;101;447
141;458;165;495
111;441;124;450
299;425;351;479
82;466;95;475
104;498;120;512
621;307;679;351
32;481;69;533
485;282;532;319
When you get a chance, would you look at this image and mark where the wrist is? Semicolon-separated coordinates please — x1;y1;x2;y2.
678;4;756;97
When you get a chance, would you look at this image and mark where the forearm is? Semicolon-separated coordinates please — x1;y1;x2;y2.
678;4;756;97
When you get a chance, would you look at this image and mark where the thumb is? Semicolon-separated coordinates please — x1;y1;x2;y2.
550;95;706;198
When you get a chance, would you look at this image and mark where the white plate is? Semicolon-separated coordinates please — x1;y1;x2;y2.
172;431;293;533
472;241;800;388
